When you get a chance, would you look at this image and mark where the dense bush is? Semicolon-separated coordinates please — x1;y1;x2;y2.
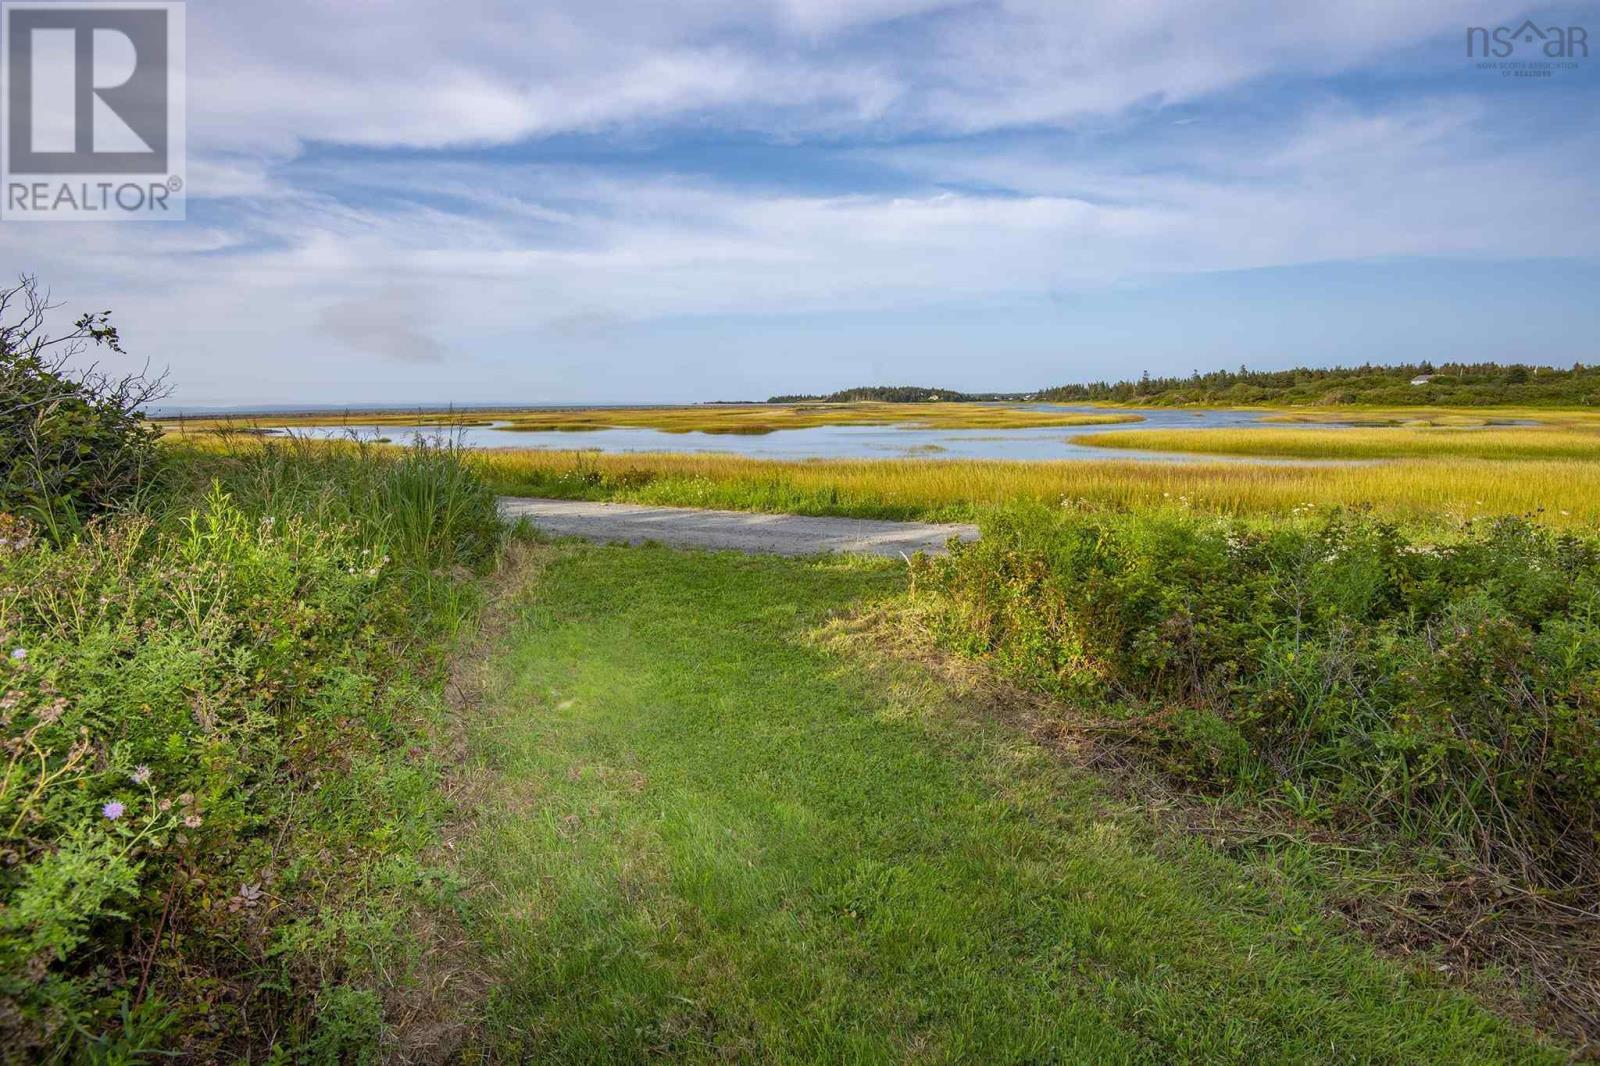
913;506;1600;890
0;276;167;539
0;439;499;1058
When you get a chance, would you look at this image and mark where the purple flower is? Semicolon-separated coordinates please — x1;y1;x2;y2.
130;765;152;785
8;648;24;662
102;801;125;820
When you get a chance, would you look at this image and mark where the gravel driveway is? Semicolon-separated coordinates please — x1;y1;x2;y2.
497;498;978;557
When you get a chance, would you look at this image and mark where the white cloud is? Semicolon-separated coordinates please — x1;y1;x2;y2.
183;0;1535;152
12;1;1595;402
30;116;1594;349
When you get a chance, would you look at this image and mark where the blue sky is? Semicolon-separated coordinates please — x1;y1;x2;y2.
9;0;1600;404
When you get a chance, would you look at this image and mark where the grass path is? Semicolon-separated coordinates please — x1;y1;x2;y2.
458;544;1553;1063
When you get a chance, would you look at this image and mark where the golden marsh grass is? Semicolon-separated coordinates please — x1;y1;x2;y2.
164;403;1600;528
470;448;1600;527
1074;425;1600;461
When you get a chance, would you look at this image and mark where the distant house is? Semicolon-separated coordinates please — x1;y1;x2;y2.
1410;375;1434;386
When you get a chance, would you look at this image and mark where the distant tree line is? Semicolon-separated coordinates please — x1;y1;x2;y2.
1035;362;1600;407
767;385;1018;403
767;362;1600;407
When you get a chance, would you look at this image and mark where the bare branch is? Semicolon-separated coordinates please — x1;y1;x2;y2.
2;274;172;533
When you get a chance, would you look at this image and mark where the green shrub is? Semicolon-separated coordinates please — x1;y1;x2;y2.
912;505;1600;889
0;438;498;1058
173;434;501;623
0;276;166;539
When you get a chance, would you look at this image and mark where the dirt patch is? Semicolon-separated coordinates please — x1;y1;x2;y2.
381;539;558;1063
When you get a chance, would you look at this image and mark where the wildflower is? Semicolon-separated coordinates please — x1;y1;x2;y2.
178;792;194;805
130;765;152;785
102;801;125;820
157;798;172;811
183;813;203;829
8;648;24;662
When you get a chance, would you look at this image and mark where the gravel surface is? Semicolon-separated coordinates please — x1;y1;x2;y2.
497;498;978;557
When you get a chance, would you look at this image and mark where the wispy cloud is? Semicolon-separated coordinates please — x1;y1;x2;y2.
18;0;1599;402
185;0;1533;149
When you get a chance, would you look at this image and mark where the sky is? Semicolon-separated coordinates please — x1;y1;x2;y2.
4;0;1599;406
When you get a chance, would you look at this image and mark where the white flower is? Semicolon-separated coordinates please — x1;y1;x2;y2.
8;648;24;662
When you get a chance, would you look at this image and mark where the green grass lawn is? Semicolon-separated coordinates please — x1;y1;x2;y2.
457;543;1555;1063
